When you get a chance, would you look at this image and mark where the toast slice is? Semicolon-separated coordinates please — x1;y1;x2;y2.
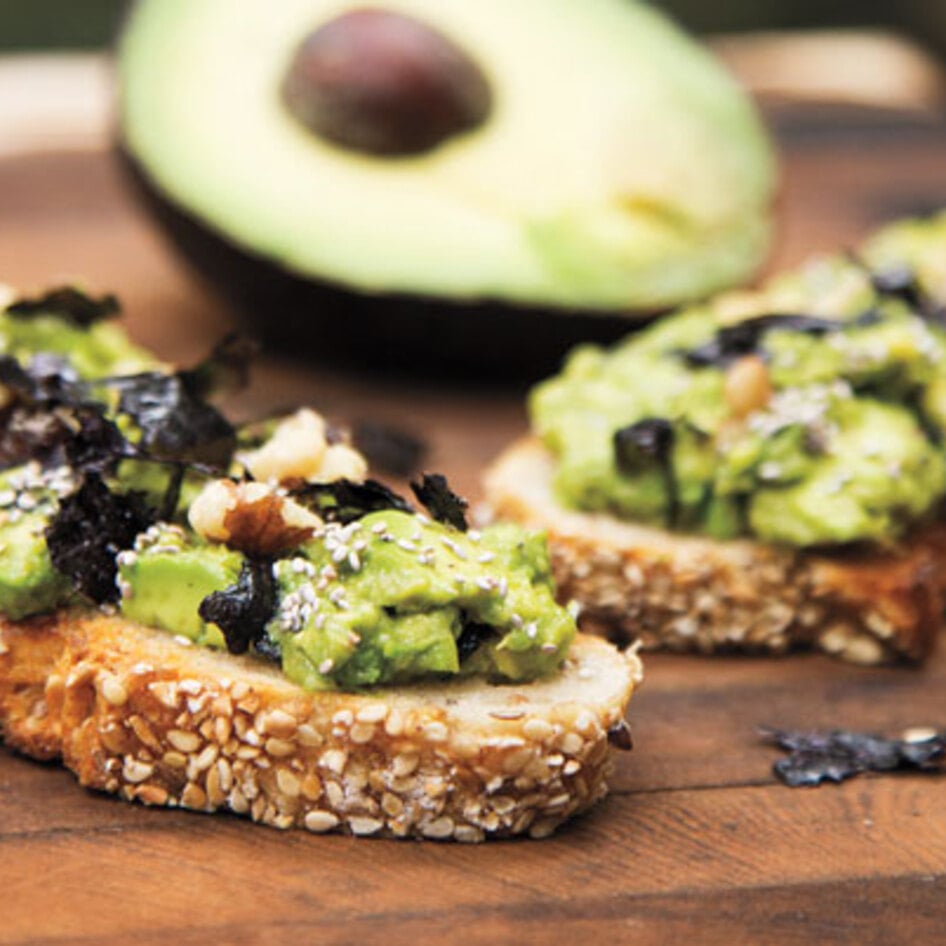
0;609;641;841
484;438;944;665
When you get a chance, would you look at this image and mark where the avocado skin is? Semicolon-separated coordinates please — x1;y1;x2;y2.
118;149;652;380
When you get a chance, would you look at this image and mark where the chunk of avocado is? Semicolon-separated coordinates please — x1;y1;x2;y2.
0;512;70;620
119;525;244;647
118;0;775;372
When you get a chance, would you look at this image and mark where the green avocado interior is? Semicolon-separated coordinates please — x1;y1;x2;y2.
118;0;775;311
0;298;575;689
530;213;946;547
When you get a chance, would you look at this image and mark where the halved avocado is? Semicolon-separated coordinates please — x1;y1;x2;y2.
118;0;776;373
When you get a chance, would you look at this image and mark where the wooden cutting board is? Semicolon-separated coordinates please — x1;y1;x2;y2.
1;55;946;945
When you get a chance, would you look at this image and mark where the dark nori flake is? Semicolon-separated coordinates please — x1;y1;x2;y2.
0;353;85;409
0;408;73;470
62;407;131;475
6;287;121;328
607;720;634;751
683;314;846;368
411;473;468;531
110;371;236;468
0;350;130;472
762;727;946;787
179;333;258;402
251;630;282;664
158;463;187;522
295;478;414;523
353;420;427;477
456;619;494;663
198;558;277;656
614;418;674;474
45;472;153;604
871;265;926;310
613;418;678;526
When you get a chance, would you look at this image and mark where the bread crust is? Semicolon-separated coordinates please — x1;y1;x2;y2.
484;438;944;665
0;609;640;841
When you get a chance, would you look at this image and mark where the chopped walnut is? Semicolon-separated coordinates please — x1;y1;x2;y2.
724;355;772;419
189;479;322;555
239;408;368;486
310;444;368;483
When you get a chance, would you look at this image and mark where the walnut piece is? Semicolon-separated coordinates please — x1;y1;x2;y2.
240;409;367;486
189;480;322;555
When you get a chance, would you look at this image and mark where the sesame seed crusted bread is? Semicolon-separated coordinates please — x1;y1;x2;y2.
0;609;641;841
484;438;945;665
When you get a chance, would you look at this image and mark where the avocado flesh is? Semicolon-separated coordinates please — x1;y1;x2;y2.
0;511;70;620
268;511;575;690
0;312;155;380
119;0;774;314
118;526;244;647
531;212;946;547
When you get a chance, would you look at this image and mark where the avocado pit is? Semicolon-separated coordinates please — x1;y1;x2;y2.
281;7;493;157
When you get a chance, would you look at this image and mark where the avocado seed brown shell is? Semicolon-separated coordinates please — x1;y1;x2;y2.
281;8;493;157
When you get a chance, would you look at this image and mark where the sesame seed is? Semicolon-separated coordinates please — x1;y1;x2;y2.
441;537;468;560
320;748;348;775
421;816;455;839
423;721;448;743
349;816;384;836
356;704;389;724
122;758;154;784
477;551;496;564
167;729;201;753
319;658;334;674
304;810;340;833
100;675;128;707
15;493;37;511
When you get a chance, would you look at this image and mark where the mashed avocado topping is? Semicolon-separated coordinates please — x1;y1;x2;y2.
269;512;573;689
0;287;575;688
531;213;946;547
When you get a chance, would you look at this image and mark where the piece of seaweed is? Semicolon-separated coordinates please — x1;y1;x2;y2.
411;473;468;531
763;727;945;787
198;559;277;657
45;473;153;604
6;287;121;327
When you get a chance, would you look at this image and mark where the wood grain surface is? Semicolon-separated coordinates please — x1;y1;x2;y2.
2;109;946;944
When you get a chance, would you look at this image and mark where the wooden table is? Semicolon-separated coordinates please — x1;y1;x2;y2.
1;59;946;945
